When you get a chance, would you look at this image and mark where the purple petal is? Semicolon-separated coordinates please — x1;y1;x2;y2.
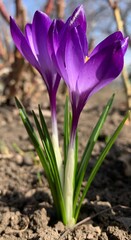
47;19;65;75
77;35;128;97
32;11;58;89
76;25;88;58
25;23;38;60
32;11;52;68
10;17;39;69
48;19;64;56
49;20;68;80
68;5;87;32
49;6;87;82
64;27;86;90
54;5;87;76
90;31;128;58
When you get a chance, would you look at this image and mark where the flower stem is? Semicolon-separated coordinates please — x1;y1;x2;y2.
64;142;75;226
50;94;64;189
63;110;80;225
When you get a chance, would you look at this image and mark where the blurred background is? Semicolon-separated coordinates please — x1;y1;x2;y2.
0;0;130;109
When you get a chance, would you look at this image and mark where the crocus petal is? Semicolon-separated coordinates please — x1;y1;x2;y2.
49;5;87;78
64;27;86;90
77;35;128;98
76;25;88;58
10;17;39;69
32;11;52;70
31;11;60;91
48;19;64;57
47;20;65;75
25;23;38;60
68;5;87;32
48;20;68;80
90;31;128;58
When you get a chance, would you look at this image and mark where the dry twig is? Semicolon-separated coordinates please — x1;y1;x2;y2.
44;0;54;16
108;0;131;117
56;0;65;19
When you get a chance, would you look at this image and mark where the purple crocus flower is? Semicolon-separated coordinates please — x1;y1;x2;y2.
10;12;64;138
10;12;64;185
51;24;128;146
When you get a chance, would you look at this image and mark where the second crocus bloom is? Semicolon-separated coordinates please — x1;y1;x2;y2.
55;27;128;144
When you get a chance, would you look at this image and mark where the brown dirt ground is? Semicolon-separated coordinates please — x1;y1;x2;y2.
0;80;131;240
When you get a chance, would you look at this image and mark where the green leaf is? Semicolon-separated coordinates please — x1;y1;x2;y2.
15;98;66;223
38;105;56;161
34;107;67;224
15;99;56;196
33;110;62;189
15;97;42;150
15;98;55;182
73;94;114;212
32;110;55;176
75;111;129;221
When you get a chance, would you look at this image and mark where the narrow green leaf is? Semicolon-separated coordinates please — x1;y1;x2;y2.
15;98;66;222
33;110;61;185
37;106;67;223
73;94;114;212
38;105;56;161
32;110;55;176
15;97;34;133
75;111;129;221
34;108;67;223
15;98;52;180
38;107;62;186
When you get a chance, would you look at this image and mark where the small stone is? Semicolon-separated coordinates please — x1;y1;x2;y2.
15;154;23;165
55;221;65;232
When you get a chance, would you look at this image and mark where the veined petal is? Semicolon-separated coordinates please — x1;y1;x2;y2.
77;35;128;97
48;19;65;76
25;23;38;60
32;11;52;68
76;25;88;57
48;19;64;56
64;27;86;90
49;5;87;83
32;11;58;90
68;5;87;32
88;39;128;97
90;31;128;58
10;17;39;69
49;20;68;80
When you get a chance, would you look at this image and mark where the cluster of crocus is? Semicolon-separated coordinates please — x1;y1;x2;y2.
10;6;129;226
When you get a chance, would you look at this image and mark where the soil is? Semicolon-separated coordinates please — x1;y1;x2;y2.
0;80;131;240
